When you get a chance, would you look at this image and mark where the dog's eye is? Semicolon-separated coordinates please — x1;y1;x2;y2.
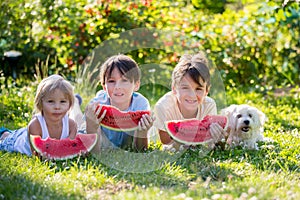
237;114;242;118
249;114;252;118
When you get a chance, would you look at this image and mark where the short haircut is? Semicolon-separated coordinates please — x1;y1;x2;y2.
34;74;75;114
172;51;211;90
99;54;140;85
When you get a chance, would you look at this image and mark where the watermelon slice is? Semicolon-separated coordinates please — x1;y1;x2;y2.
95;105;151;132
165;115;227;145
30;134;97;160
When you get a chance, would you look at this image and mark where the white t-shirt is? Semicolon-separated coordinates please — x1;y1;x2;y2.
153;91;217;132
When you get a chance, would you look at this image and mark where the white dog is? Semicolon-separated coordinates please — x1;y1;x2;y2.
221;104;267;149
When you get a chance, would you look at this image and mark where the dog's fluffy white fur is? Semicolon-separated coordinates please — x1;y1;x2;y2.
221;104;267;149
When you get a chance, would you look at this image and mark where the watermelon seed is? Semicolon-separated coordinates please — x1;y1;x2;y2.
174;125;179;133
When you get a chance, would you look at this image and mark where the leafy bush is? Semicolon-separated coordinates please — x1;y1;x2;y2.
0;76;35;128
0;0;299;88
193;1;300;88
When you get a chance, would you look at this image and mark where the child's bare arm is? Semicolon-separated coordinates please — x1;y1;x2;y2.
159;129;187;151
134;114;153;151
158;130;173;145
68;119;78;139
27;119;42;156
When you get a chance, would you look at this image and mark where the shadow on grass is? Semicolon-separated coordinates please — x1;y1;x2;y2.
174;147;240;182
35;150;193;190
0;174;84;200
83;147;239;188
0;152;86;200
90;148;195;188
2;140;297;196
42;148;214;189
42;142;296;189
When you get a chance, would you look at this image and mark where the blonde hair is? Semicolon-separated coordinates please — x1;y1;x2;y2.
34;75;75;114
172;51;211;90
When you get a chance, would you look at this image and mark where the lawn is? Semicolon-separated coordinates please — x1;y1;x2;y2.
0;82;299;200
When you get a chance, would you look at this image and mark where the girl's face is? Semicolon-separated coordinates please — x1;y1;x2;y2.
173;74;208;118
103;67;140;110
42;89;71;123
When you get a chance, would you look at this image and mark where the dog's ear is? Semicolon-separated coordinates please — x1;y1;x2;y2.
221;105;238;131
221;104;237;117
257;109;267;126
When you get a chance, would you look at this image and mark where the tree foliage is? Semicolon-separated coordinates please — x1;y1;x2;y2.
0;0;299;88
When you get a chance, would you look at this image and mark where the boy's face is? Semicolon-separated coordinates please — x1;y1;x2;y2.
103;67;140;110
173;74;208;117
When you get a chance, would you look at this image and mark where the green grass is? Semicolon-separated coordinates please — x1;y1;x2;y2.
0;81;299;199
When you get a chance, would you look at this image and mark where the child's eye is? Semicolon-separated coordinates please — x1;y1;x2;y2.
47;100;54;103
107;79;115;83
61;100;67;103
196;87;203;91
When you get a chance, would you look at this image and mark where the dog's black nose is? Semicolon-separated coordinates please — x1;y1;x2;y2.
244;120;250;125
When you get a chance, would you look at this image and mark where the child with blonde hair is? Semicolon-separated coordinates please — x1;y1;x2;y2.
0;75;78;156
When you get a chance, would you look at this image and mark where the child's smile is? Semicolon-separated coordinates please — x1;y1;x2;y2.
173;74;208;118
185;99;198;104
113;92;124;97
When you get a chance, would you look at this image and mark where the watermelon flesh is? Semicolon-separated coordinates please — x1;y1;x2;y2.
30;134;97;160
165;115;227;145
95;105;151;131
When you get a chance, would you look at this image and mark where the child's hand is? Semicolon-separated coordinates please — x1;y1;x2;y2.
94;104;107;124
138;114;154;131
210;123;227;143
85;103;106;126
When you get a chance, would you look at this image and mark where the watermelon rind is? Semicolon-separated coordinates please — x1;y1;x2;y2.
77;134;98;153
100;123;139;132
164;115;227;145
30;133;98;160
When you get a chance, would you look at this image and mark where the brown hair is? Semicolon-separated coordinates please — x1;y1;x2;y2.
34;75;75;114
99;54;140;85
172;51;211;90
